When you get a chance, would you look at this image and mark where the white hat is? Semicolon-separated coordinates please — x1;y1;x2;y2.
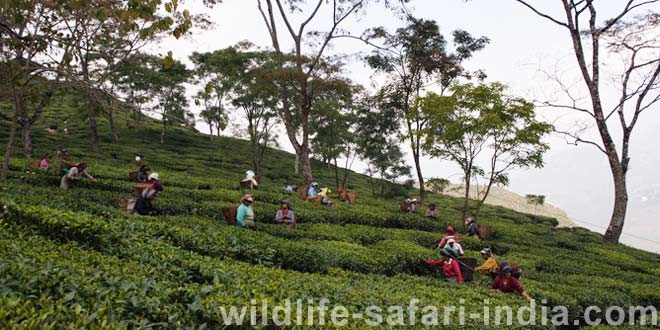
447;238;456;244
480;248;491;255
135;156;142;162
411;198;418;203
148;173;160;181
311;182;319;186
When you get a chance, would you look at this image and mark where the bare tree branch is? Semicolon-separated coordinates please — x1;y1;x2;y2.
513;0;569;27
555;128;607;154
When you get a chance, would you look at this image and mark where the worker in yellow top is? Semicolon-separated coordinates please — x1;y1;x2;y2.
475;248;499;279
318;186;334;206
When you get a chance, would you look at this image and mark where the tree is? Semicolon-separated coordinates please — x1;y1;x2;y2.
152;58;192;144
0;1;66;179
255;0;405;184
419;86;489;222
197;94;228;140
356;17;488;204
357;91;411;198
192;46;282;175
426;177;450;193
420;83;551;222
109;52;161;128
191;47;251;140
311;83;360;190
512;0;660;243
472;83;551;219
52;0;212;152
526;194;546;220
55;0;176;152
231;55;281;177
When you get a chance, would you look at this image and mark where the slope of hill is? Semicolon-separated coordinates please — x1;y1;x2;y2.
0;95;659;329
442;184;574;227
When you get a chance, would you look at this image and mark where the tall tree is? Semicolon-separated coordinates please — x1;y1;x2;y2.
356;17;488;204
232;56;281;176
512;1;660;243
255;0;405;184
191;47;251;141
419;85;490;222
55;0;209;152
357;90;411;198
192;46;280;174
421;83;551;221
0;0;66;179
526;194;546;220
108;52;161;128
153;58;192;144
311;83;359;190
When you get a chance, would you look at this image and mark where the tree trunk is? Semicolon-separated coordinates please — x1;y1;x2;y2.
20;123;32;159
253;158;261;177
406;118;426;205
473;176;495;222
367;167;376;197
87;96;99;152
461;171;471;223
17;100;33;159
603;166;628;242
294;152;299;175
108;103;119;143
300;146;313;184
341;147;355;188
252;141;260;177
2;88;22;181
413;151;425;204
333;157;340;190
160;114;166;144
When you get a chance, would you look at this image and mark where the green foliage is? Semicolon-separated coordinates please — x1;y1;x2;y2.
0;96;658;328
420;83;552;220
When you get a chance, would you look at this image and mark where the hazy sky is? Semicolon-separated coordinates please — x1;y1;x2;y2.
153;0;660;252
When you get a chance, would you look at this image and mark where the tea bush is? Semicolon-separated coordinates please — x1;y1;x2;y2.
1;100;658;328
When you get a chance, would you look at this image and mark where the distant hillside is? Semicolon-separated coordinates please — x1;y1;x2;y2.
441;184;574;227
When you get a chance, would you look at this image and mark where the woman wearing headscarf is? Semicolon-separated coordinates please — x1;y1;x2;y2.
133;173;163;215
236;194;255;228
136;164;150;182
38;154;51;170
444;237;464;256
425;248;463;283
437;226;460;249
426;204;438;219
60;161;96;191
475;248;499;279
274;203;295;228
492;266;533;301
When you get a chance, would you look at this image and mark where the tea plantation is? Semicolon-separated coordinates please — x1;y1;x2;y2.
1;99;659;329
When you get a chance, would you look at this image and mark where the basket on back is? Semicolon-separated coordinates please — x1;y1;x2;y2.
457;258;477;282
221;206;238;225
129;171;139;183
239;176;260;189
134;183;151;197
28;160;40;169
297;184;310;200
399;202;411;213
478;224;492;240
339;191;356;205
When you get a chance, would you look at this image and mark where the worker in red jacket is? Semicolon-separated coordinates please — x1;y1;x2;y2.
437;226;460;249
492;266;532;301
424;248;464;283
